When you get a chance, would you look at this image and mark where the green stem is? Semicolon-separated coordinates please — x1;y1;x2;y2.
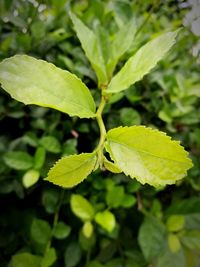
44;189;65;255
95;96;107;169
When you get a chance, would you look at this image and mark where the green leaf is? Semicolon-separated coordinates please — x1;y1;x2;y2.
31;218;51;249
0;55;96;118
45;152;97;188
103;157;122;174
11;253;41;267
156;248;186;267
105;30;179;94
64;242;82;267
34;146;46;170
95;210;116;233
166;215;185;232
181;230;200;250
107;18;136;77
106;186;125;208
4;151;33;170
70;12;107;86
70;194;95;221
42;189;59;214
120;107;141;126
22;169;40;188
106;126;192;187
39;136;61;153
138;217;167;261
53;222;71;239
82;221;94;238
41;248;57;267
121;194;136;208
168;234;181;253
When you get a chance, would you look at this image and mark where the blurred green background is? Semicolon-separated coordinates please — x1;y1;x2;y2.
0;0;200;266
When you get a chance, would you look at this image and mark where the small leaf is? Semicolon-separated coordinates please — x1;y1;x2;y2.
82;221;94;238
105;30;179;94
34;146;46;170
70;12;107;86
0;55;96;118
106;126;192;187
53;222;71;239
107;18;136;77
31;219;51;248
166;215;185;232
168;234;181;253
70;194;95;221
41;248;57;267
138;217;167;261
95;210;116;233
4;151;33;170
64;242;82;267
39;136;61;153
11;253;41;267
106;186;125;208
103;157;121;173
45;152;97;188
22;169;40;188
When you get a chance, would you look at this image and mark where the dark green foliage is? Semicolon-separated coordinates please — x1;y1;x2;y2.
0;0;200;266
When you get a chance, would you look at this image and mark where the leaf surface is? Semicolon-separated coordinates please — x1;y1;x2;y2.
106;126;192;186
0;55;96;118
70;194;95;221
70;13;107;86
46;153;96;188
106;30;179;94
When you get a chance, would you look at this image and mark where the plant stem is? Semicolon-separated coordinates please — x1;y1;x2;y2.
95;96;107;169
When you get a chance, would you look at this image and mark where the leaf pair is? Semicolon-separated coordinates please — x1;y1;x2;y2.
70;12;136;85
46;126;192;188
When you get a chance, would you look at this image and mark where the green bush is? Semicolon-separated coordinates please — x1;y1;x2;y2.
0;1;200;267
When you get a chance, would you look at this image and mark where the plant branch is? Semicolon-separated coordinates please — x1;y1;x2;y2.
95;96;107;169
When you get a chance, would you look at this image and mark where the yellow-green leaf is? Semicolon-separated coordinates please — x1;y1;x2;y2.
70;194;95;221
106;126;193;187
45;153;96;188
22;169;40;188
95;210;116;233
70;12;108;86
103;156;121;173
168;234;181;253
105;30;179;94
0;55;96;118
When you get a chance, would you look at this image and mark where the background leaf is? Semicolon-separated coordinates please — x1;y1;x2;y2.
70;194;95;221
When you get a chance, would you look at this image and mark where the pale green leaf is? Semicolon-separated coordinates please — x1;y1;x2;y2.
166;215;185;232
70;12;107;86
4;151;33;170
22;169;40;188
11;253;41;267
0;55;96;118
70;194;95;221
103;157;121;174
106;126;192;187
107;18;136;77
82;221;94;238
64;242;82;267
95;210;116;233
41;248;57;267
34;147;46;170
45;152;97;188
168;234;181;253
106;30;179;94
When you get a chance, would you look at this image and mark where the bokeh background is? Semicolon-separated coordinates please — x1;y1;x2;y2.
0;0;200;266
